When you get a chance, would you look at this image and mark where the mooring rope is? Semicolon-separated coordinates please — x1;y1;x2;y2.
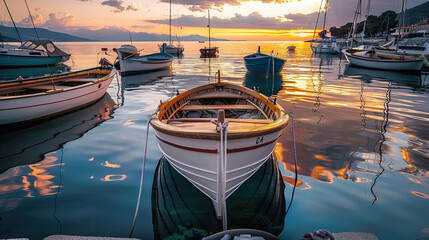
282;111;298;217
129;114;155;237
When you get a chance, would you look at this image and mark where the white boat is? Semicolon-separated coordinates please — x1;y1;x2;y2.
158;0;184;55
0;40;70;67
150;77;289;218
0;65;115;126
342;48;424;71
310;0;339;54
115;43;174;76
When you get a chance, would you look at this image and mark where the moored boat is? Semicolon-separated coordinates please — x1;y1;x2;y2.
243;46;286;75
200;10;218;58
159;0;184;55
115;43;174;76
0;40;70;68
342;48;424;71
0;64;115;126
150;75;289;218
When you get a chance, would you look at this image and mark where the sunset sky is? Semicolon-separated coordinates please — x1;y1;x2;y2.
0;0;427;40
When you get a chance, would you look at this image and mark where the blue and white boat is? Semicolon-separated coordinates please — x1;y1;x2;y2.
243;46;286;75
0;40;70;68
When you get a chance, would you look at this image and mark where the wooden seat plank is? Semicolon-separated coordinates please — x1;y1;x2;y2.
166;118;273;124
181;104;256;111
189;91;248;100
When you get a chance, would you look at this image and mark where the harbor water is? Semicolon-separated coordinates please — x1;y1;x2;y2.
0;41;428;239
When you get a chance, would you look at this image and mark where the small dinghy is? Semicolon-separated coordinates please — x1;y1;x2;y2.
150;72;289;218
0;62;115;126
243;46;286;75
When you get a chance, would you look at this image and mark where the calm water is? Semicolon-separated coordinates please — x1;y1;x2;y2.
1;41;429;240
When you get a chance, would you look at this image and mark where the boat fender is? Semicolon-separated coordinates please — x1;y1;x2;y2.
300;229;335;240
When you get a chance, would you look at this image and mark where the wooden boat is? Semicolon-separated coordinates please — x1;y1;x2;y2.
0;65;116;126
0;40;70;68
115;44;174;76
159;0;184;55
0;94;116;173
243;46;286;75
152;155;285;239
342;48;424;71
200;10;218;58
150;75;289;218
287;45;296;52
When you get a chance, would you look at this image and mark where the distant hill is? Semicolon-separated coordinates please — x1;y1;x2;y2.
403;1;429;26
0;25;231;42
72;28;230;42
0;25;92;42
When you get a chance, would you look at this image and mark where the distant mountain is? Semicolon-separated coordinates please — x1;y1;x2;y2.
0;25;92;42
72;28;230;42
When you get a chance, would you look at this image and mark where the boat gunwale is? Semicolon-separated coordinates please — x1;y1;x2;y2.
150;82;289;140
0;67;116;100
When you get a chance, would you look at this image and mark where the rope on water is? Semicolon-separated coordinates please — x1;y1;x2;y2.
129;114;155;238
282;111;298;218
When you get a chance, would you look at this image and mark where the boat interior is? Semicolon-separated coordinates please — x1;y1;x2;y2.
158;84;280;132
0;68;111;97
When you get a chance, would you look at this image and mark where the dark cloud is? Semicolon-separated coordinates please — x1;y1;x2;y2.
146;11;318;30
159;0;296;12
101;0;139;13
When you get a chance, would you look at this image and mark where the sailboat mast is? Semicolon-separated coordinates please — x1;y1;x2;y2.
322;0;328;43
24;0;39;40
311;0;324;48
362;0;371;40
350;0;362;49
399;0;407;41
3;0;22;44
169;0;172;45
208;10;211;50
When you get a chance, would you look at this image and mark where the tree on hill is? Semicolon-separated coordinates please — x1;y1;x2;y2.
329;10;398;38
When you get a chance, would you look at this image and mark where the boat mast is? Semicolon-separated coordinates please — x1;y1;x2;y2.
350;0;362;49
208;10;211;51
169;0;172;45
321;0;328;44
361;0;371;41
24;0;39;40
311;0;324;48
398;0;407;42
2;0;22;44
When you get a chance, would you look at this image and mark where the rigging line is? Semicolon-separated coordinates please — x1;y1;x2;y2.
311;0;324;47
129;114;155;238
3;0;22;43
24;0;39;39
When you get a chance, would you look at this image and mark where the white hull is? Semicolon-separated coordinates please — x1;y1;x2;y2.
160;45;184;55
342;49;424;71
154;129;281;216
311;44;339;54
118;58;172;73
0;71;114;125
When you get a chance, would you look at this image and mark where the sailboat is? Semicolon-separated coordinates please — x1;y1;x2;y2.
310;0;339;54
0;0;70;67
200;10;218;58
342;0;424;71
159;0;184;55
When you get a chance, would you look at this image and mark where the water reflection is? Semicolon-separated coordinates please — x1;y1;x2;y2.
152;156;285;239
0;64;70;81
0;94;117;174
118;68;173;106
344;65;427;88
243;72;283;97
